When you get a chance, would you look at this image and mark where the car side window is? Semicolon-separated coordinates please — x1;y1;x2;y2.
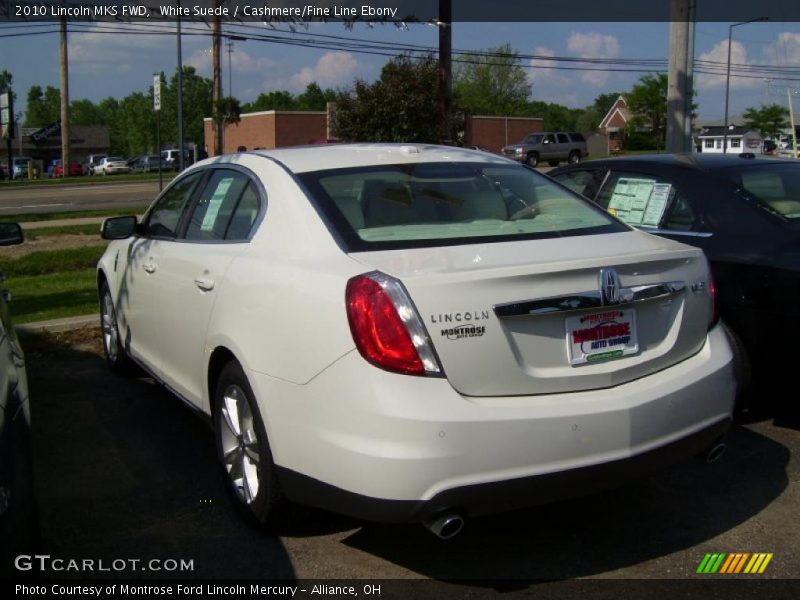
184;170;252;242
543;134;556;144
141;172;203;239
225;183;261;241
596;171;696;230
551;169;607;200
557;133;569;144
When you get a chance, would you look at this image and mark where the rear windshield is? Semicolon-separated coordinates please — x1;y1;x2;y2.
298;162;627;251
721;163;800;221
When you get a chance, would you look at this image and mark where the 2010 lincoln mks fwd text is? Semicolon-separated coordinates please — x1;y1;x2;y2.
97;144;734;538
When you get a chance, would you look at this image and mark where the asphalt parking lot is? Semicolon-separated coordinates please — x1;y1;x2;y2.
15;327;800;589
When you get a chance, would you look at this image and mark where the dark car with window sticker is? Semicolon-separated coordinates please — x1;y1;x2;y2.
551;154;800;408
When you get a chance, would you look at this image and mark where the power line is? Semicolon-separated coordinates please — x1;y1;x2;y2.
3;21;800;82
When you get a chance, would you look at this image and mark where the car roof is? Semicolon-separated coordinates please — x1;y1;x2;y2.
239;143;513;174
574;152;795;172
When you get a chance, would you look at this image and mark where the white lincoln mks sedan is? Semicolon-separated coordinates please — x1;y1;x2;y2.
97;144;734;538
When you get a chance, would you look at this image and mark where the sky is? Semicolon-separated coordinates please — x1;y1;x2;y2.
1;19;799;123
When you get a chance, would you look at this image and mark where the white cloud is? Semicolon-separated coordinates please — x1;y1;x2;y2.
68;23;170;74
528;46;570;87
274;51;360;91
763;32;800;69
566;32;620;87
696;39;759;90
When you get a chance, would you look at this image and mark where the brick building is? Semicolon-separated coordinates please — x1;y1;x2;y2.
0;123;109;167
464;116;544;153
204;110;544;155
203;110;328;154
598;95;632;153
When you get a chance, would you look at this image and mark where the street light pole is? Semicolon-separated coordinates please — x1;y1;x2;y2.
723;17;767;154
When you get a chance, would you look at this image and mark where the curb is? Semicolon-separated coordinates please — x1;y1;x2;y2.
16;314;98;335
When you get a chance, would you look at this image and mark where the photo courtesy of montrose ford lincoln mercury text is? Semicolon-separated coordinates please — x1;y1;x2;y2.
96;144;735;538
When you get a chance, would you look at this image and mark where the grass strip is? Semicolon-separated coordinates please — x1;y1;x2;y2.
25;224;103;240
2;245;107;277
2;207;141;224
0;172;167;187
6;269;98;324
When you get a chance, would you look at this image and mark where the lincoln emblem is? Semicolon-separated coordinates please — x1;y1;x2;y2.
599;268;621;305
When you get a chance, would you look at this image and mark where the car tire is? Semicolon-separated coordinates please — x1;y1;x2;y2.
548;160;560;167
100;282;135;375
214;361;283;526
722;322;753;417
525;152;539;167
568;151;582;164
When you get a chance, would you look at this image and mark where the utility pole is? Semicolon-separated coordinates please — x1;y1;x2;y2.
666;0;695;153
60;15;70;178
438;0;452;144
212;6;222;155
177;6;185;172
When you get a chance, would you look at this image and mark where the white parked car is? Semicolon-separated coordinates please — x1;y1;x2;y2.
97;144;735;537
95;156;130;176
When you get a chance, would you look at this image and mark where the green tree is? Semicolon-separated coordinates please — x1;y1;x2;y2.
332;54;447;143
626;73;668;148
159;66;213;150
0;70;14;103
296;83;336;111
592;92;624;119
743;104;789;139
0;70;12;92
115;93;156;156
70;99;104;126
523;100;582;132
575;106;601;135
454;44;531;116
25;85;60;127
242;90;298;113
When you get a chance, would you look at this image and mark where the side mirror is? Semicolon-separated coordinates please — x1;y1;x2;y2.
102;216;138;240
0;223;23;246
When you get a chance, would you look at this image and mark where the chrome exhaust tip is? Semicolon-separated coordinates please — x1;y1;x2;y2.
423;513;465;540
706;442;727;464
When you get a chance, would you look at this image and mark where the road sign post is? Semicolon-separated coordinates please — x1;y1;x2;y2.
154;75;163;191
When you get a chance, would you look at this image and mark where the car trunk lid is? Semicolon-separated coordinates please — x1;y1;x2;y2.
350;231;712;396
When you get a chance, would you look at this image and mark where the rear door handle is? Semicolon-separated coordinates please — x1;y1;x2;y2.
194;277;215;291
143;262;156;274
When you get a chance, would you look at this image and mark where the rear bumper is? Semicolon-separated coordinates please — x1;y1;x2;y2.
276;417;729;522
247;325;735;523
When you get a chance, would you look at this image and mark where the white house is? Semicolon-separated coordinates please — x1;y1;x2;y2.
696;125;763;154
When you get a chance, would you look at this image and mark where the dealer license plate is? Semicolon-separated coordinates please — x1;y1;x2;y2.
566;309;639;365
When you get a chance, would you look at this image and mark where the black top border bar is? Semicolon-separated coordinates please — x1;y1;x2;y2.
2;0;800;23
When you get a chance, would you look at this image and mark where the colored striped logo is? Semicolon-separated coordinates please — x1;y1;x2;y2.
696;553;773;574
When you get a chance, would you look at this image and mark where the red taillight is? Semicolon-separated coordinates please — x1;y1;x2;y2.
346;272;442;377
708;273;720;329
